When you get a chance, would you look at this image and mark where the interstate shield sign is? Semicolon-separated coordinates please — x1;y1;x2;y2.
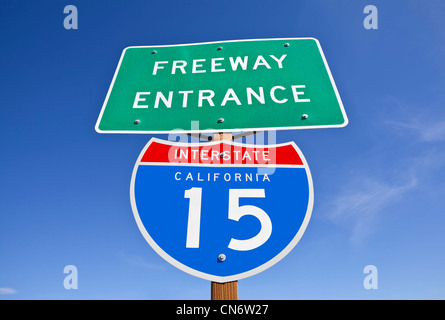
130;138;314;282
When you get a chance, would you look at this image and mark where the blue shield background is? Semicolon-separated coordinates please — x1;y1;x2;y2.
132;162;312;281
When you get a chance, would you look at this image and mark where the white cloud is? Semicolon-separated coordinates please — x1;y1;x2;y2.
0;287;17;295
386;118;445;142
326;175;418;246
381;94;445;143
117;251;166;271
324;93;445;246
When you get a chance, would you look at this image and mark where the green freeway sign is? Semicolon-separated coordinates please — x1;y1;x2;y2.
95;38;347;134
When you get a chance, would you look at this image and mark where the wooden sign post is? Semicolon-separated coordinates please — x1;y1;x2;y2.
211;132;238;300
211;281;238;300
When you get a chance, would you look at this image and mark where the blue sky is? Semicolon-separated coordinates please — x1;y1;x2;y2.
1;0;445;299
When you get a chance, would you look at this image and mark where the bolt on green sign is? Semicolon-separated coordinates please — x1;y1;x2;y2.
95;38;347;134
